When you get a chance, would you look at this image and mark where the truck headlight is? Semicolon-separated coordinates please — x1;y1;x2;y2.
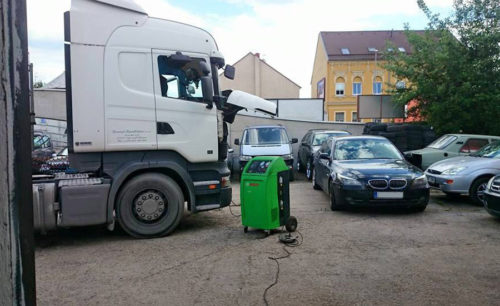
411;175;428;189
282;154;293;160
337;173;362;186
441;166;467;176
221;175;231;188
240;155;252;161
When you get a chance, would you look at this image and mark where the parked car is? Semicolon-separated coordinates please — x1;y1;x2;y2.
297;129;351;180
234;125;298;179
425;141;500;205
405;134;500;169
40;147;69;174
312;136;430;211
484;175;500;218
32;132;55;173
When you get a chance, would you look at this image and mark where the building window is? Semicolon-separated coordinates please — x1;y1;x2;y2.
335;77;345;96
352;77;362;95
341;48;350;55
373;76;382;95
352;112;358;122
335;112;345;122
398;47;406;52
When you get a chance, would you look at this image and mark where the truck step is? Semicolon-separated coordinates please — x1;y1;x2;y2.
58;178;103;187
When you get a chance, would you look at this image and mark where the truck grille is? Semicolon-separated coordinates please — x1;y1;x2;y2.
368;179;388;190
389;179;407;189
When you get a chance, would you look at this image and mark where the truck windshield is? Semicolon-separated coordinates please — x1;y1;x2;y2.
243;128;289;145
427;135;458;149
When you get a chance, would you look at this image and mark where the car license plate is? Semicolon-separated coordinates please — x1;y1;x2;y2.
374;192;404;199
427;176;436;184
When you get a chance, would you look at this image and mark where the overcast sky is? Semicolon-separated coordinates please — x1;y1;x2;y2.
27;0;453;97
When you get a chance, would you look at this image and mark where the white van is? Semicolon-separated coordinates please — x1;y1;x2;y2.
234;125;298;179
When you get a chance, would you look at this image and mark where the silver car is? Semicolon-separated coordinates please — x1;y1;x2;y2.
425;141;500;204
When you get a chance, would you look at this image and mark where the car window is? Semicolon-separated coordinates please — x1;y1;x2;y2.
460;138;489;153
157;55;206;102
242;128;289;145
334;138;402;160
427;135;458;149
471;141;500;158
301;132;310;144
312;132;350;146
319;140;329;153
33;135;51;150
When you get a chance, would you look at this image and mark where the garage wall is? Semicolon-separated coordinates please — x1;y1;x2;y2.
33;89;66;121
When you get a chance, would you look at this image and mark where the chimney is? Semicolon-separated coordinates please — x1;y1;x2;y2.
255;52;260;59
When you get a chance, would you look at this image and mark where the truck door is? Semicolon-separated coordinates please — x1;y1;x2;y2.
152;49;218;163
104;48;158;151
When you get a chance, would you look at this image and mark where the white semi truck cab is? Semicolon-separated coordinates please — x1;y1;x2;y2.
32;0;276;238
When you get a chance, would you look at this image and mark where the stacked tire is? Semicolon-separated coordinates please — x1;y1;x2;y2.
363;123;437;152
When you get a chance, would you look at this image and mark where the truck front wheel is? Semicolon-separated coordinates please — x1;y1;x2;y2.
116;173;184;238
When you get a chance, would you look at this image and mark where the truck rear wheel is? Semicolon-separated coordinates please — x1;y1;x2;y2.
116;173;184;238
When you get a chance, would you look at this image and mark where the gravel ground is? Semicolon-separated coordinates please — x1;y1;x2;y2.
35;174;500;305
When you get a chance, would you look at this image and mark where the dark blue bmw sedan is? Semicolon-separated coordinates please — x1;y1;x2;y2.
312;136;430;211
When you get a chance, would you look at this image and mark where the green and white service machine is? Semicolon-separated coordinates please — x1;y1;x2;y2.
240;156;298;236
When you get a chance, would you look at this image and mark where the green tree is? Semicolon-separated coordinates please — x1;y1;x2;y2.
384;0;500;135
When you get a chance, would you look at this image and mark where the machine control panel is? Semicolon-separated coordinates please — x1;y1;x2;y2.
246;160;272;174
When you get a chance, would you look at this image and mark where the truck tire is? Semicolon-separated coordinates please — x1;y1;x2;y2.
116;173;184;238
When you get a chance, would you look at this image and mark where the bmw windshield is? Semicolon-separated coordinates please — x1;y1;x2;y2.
334;138;403;160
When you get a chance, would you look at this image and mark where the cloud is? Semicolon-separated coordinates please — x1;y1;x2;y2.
27;0;453;95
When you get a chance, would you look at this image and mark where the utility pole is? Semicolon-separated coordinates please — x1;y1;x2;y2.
0;0;37;304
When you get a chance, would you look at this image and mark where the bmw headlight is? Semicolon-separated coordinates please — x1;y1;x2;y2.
282;154;294;160
441;166;467;176
411;174;428;189
337;173;362;186
239;155;252;161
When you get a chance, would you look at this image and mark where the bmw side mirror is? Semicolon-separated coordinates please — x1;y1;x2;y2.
234;138;240;145
291;138;298;144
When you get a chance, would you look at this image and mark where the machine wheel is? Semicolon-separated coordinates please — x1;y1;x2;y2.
469;176;491;206
329;181;342;211
312;168;321;190
116;173;184;238
306;160;313;181
285;216;298;232
243;226;248;233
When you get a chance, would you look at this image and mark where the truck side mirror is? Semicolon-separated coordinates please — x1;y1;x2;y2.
291;138;298;144
234;138;240;145
224;65;235;80
201;76;214;108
